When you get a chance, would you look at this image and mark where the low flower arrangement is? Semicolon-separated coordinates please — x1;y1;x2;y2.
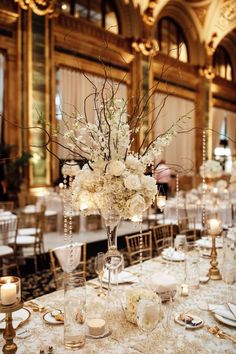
200;160;222;179
122;287;162;324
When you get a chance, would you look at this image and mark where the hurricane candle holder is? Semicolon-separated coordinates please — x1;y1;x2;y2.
207;219;222;280
0;276;23;354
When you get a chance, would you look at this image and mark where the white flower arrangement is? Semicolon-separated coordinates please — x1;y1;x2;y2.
122;287;161;324
62;95;178;220
200;159;222;179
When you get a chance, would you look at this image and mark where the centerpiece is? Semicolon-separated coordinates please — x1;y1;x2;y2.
60;85;181;279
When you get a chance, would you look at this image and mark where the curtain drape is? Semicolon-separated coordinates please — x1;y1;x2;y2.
153;92;195;173
0;53;5;142
56;67;127;159
212;107;236;153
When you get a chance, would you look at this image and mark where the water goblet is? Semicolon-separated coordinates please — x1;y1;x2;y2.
137;299;162;336
174;235;187;256
95;252;105;296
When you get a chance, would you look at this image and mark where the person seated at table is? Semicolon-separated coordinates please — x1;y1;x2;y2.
154;160;171;198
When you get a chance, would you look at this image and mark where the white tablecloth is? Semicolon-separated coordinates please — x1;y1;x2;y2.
6;254;236;353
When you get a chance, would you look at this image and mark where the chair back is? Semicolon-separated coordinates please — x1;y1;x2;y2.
18;208;45;234
0;217;18;245
0;201;14;212
178;216;197;242
125;231;152;266
49;242;87;289
152;224;173;256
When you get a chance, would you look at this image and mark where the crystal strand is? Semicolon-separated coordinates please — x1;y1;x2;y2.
69;175;73;272
139;219;143;273
202;129;206;232
63;174;68;242
176;173;179;224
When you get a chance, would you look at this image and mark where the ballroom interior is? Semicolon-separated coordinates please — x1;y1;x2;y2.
0;1;235;353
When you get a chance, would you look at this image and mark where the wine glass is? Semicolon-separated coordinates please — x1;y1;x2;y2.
94;252;105;296
137;299;162;334
174;235;187;256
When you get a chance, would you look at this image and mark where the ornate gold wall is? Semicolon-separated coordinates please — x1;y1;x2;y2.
0;0;235;189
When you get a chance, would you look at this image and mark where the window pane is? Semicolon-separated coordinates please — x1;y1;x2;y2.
158;17;188;62
214;46;233;81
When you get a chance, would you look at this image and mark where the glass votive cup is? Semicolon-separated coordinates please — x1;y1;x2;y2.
0;276;21;306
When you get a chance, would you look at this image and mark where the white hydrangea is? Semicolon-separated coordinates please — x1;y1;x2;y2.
200;160;222;179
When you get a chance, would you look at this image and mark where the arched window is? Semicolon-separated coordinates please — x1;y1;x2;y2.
60;0;120;34
157;17;189;63
213;46;233;81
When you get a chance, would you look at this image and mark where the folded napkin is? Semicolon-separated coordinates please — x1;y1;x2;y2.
162;248;185;261
208;304;236;322
103;270;139;284
196;237;222;249
54;243;82;273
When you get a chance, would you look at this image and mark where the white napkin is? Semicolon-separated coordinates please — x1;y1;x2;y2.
228;303;236;320
196;237;222;249
162;248;185;261
54;243;82;273
103;270;139;284
208;304;236;322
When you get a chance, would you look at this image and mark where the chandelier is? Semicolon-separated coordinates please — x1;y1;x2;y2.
15;0;57;16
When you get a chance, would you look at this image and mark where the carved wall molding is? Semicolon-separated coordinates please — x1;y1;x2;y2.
192;5;209;25
15;0;56;16
55;15;131;54
217;1;236;30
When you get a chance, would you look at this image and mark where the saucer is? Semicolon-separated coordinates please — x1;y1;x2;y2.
43;310;64;325
86;328;112;339
174;313;204;329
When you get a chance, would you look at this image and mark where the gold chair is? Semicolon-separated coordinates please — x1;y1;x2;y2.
0;201;14;212
152;224;174;256
0;217;19;275
14;209;46;273
178;216;197;242
125;231;152;266
49;242;87;289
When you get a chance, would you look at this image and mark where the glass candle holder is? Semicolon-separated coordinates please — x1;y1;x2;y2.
64;274;86;349
0;276;21;306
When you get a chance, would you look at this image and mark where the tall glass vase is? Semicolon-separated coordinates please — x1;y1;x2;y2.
102;210;123;294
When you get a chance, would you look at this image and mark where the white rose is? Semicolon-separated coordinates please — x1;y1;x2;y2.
141;175;157;194
126;155;145;173
127;194;146;217
108;160;126;177
124;174;141;190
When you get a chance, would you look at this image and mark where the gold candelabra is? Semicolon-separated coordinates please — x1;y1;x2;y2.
207;219;222;280
0;302;23;354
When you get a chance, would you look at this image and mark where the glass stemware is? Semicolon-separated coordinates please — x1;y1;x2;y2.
94;252;105;296
174;235;187;256
137;299;162;334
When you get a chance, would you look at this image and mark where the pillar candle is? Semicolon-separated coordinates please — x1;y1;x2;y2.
1;281;17;305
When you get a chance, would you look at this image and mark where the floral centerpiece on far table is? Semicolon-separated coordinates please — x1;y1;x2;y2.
200;159;222;179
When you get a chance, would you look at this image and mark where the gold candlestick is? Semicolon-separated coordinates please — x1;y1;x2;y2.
0;276;22;354
207;219;222;280
0;302;23;354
